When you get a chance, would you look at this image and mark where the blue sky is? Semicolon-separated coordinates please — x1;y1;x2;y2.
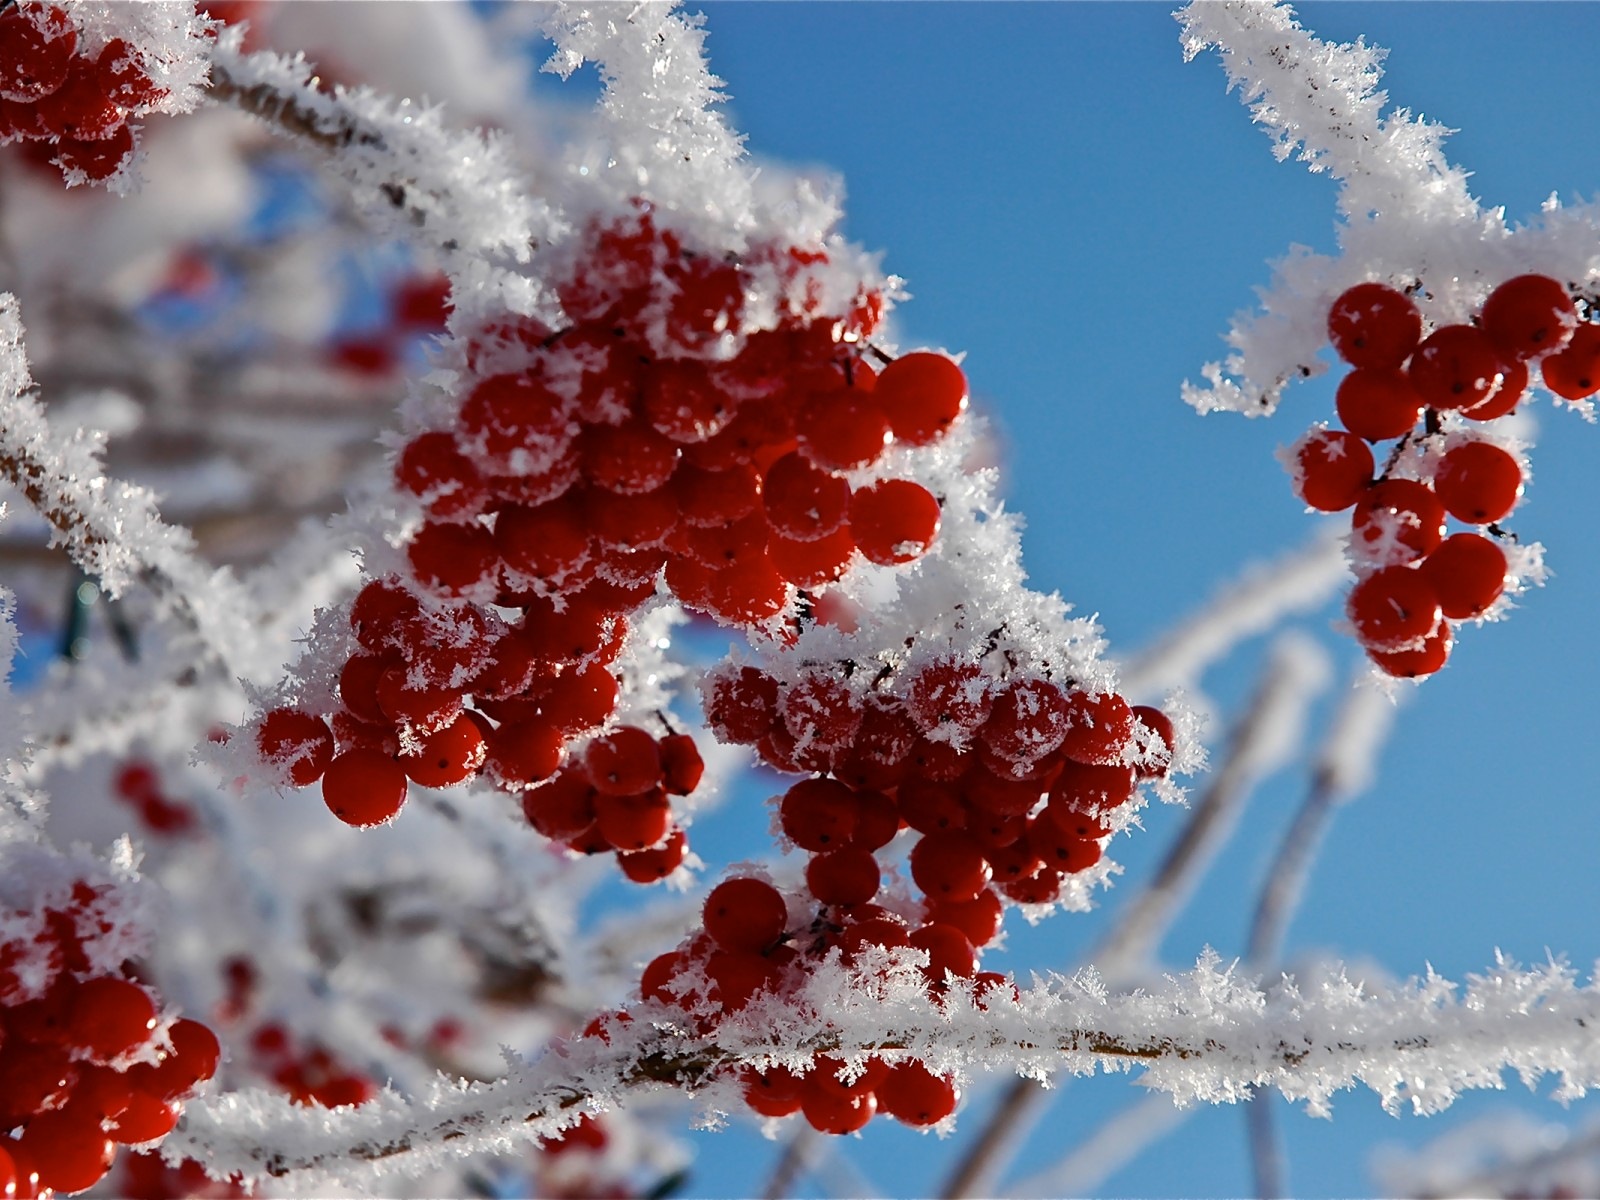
658;5;1600;1196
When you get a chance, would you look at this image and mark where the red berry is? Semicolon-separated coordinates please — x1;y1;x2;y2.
594;787;672;852
67;977;156;1062
52;124;136;182
1058;690;1134;766
1289;427;1376;512
742;1066;805;1118
395;432;487;519
1130;705;1176;779
519;770;596;840
486;718;566;789
1540;323;1600;400
979;678;1071;767
1346;566;1442;652
780;777;861;851
1460;355;1528;422
322;749;408;827
1335;369;1424;441
1420;533;1507;619
375;667;462;736
781;673;862;753
540;663;619;733
17;1108;113;1195
1434;441;1522;524
641;361;736;443
617;827;688;883
703;877;788;953
805;848;881;906
1327;283;1421;370
0;4;77;103
796;392;892;470
1368;620;1453;679
392;274;452;329
1407;325;1507;411
849;480;941;566
896;776;968;835
106;1091;179;1143
35;59;124;141
674;462;762;527
1481;274;1576;360
875;353;967;445
1350;478;1447;566
400;717;486;787
257;708;336;787
909;831;993;904
659;734;704;795
350;579;423;651
458;373;571;472
704;667;780;745
801;1077;877;1135
877;1061;960;1126
584;484;678;553
926;888;1003;948
1029;822;1103;875
909;922;977;982
763;452;850;542
768;526;857;587
1050;759;1136;812
156;1017;222;1094
582;420;683;496
905;659;991;739
583;726;663;795
407;521;497;597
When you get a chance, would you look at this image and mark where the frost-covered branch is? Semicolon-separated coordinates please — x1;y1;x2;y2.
171;950;1600;1191
207;38;553;319
0;294;263;680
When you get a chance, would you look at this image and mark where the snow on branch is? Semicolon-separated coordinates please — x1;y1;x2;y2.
170;949;1600;1191
0;294;264;681
1174;1;1600;417
207;36;555;322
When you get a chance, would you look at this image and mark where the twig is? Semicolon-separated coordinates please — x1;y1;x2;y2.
760;1126;816;1200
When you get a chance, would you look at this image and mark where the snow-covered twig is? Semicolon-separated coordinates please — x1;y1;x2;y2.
170;949;1600;1191
0;294;263;681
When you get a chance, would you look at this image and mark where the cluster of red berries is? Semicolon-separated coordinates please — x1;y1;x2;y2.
255;207;959;856
519;723;703;882
246;1022;374;1110
706;659;1173;908
0;3;168;184
1287;274;1584;676
0;885;221;1196
605;665;1172;1134
111;761;196;837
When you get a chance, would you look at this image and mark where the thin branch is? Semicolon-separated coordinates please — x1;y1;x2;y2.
760;1126;816;1200
936;1073;1054;1200
1005;1092;1189;1199
168;950;1600;1192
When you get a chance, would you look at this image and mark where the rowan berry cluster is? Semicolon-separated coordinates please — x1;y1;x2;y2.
0;2;168;185
0;883;220;1196
1287;274;1585;677
255;206;959;880
111;761;196;837
615;666;1174;1135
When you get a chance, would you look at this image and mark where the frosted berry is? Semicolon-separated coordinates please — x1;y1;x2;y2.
763;452;850;542
1335;369;1424;441
1130;705;1176;779
875;352;968;445
1351;479;1447;565
905;659;992;739
258;709;335;787
1346;566;1441;652
1540;323;1600;400
980;678;1071;766
796;393;892;470
396;432;487;519
582;420;682;495
35;60;124;141
703;878;787;953
1461;355;1527;422
1058;690;1134;766
618;828;688;883
909;832;992;903
584;726;664;795
1434;441;1522;524
68;977;156;1062
407;521;497;597
1289;428;1374;512
52;125;136;183
1420;533;1507;619
850;479;941;566
1481;274;1575;360
908;923;977;982
877;1062;960;1126
704;667;780;745
805;848;881;906
1368;620;1452;679
322;749;408;826
400;717;486;787
594;788;672;852
1327;283;1421;370
0;4;77;103
1407;325;1506;411
486;718;566;789
779;777;860;851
